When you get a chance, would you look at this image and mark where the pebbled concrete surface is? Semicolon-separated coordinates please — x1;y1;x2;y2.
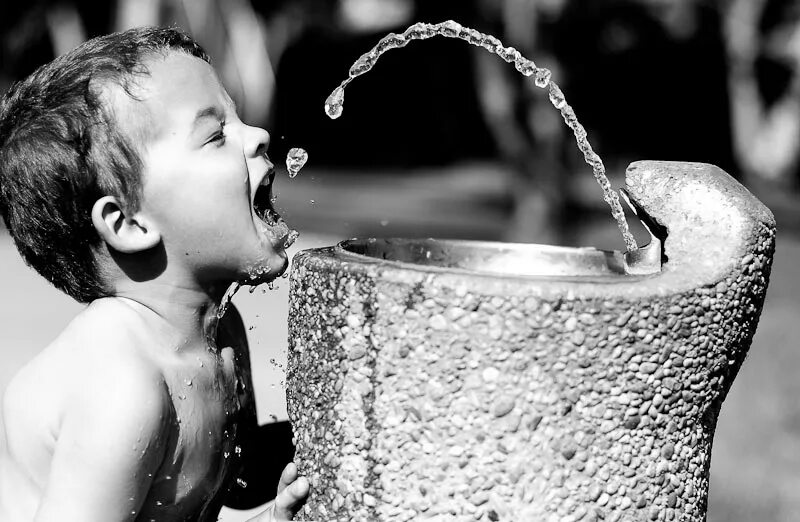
286;162;776;521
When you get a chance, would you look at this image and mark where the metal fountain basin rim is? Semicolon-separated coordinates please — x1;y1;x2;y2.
334;234;662;282
332;186;663;281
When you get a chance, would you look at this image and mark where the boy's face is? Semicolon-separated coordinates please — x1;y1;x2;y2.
128;52;291;286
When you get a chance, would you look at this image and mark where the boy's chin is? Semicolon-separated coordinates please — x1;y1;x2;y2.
239;250;289;286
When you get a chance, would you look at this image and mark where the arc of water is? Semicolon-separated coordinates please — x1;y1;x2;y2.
324;20;639;253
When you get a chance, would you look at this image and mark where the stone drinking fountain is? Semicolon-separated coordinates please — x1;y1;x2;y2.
284;22;776;522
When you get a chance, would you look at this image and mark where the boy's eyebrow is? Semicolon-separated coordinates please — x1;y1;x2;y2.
191;99;238;131
191;105;225;131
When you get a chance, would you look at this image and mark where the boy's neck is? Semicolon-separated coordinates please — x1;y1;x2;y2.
113;279;235;351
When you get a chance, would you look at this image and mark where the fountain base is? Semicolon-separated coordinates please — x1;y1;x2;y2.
286;161;775;522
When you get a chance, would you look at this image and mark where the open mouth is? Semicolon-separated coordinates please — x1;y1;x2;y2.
253;168;291;245
253;169;280;224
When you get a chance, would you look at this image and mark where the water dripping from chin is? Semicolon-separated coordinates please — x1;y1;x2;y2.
216;282;242;322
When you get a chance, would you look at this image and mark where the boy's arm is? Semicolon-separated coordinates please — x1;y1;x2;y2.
34;357;169;522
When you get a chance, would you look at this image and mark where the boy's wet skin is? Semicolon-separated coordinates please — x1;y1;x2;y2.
2;298;253;521
0;48;308;521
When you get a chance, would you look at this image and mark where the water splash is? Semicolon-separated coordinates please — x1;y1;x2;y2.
284;229;300;250
217;282;241;322
286;147;308;178
323;20;638;252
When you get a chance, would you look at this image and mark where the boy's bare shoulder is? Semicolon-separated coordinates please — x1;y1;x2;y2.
20;296;164;380
3;298;171;449
2;298;178;520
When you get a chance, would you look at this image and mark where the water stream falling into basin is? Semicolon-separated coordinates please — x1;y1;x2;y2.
324;20;639;253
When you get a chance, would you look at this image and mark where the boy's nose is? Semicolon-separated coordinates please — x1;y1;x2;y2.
244;125;270;158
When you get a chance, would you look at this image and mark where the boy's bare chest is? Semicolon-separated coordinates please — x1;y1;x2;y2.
146;346;253;518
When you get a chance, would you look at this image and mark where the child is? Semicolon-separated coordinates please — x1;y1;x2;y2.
0;27;310;521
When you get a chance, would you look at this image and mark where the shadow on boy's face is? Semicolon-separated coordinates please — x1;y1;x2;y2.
109;241;168;282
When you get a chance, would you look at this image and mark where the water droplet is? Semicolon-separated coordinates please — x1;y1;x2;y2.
349;52;376;78
497;46;519;63
237;478;248;488
224;451;231;459
184;379;192;387
403;22;434;40
439;20;462;38
309;199;315;205
480;35;501;53
235;445;242;456
534;67;552;88
156;501;163;506
515;56;536;76
283;229;300;249
376;32;408;54
548;83;566;109
464;28;482;45
248;285;257;294
286;147;308;178
324;87;345;119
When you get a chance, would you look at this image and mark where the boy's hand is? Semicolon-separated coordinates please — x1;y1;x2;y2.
250;463;313;521
274;463;310;520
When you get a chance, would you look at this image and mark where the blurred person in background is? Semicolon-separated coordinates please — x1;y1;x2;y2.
725;0;800;192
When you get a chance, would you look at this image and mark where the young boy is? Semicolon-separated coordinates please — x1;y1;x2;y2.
0;27;310;521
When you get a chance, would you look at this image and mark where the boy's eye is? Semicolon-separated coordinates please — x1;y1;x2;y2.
206;122;226;146
208;131;226;145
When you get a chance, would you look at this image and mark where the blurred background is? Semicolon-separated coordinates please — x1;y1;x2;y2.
1;0;800;520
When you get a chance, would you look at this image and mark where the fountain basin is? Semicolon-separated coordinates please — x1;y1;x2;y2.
286;161;775;522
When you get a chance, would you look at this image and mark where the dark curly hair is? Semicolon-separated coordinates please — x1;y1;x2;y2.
0;26;210;303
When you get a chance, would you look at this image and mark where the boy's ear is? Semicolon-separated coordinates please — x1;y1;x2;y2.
91;196;161;253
